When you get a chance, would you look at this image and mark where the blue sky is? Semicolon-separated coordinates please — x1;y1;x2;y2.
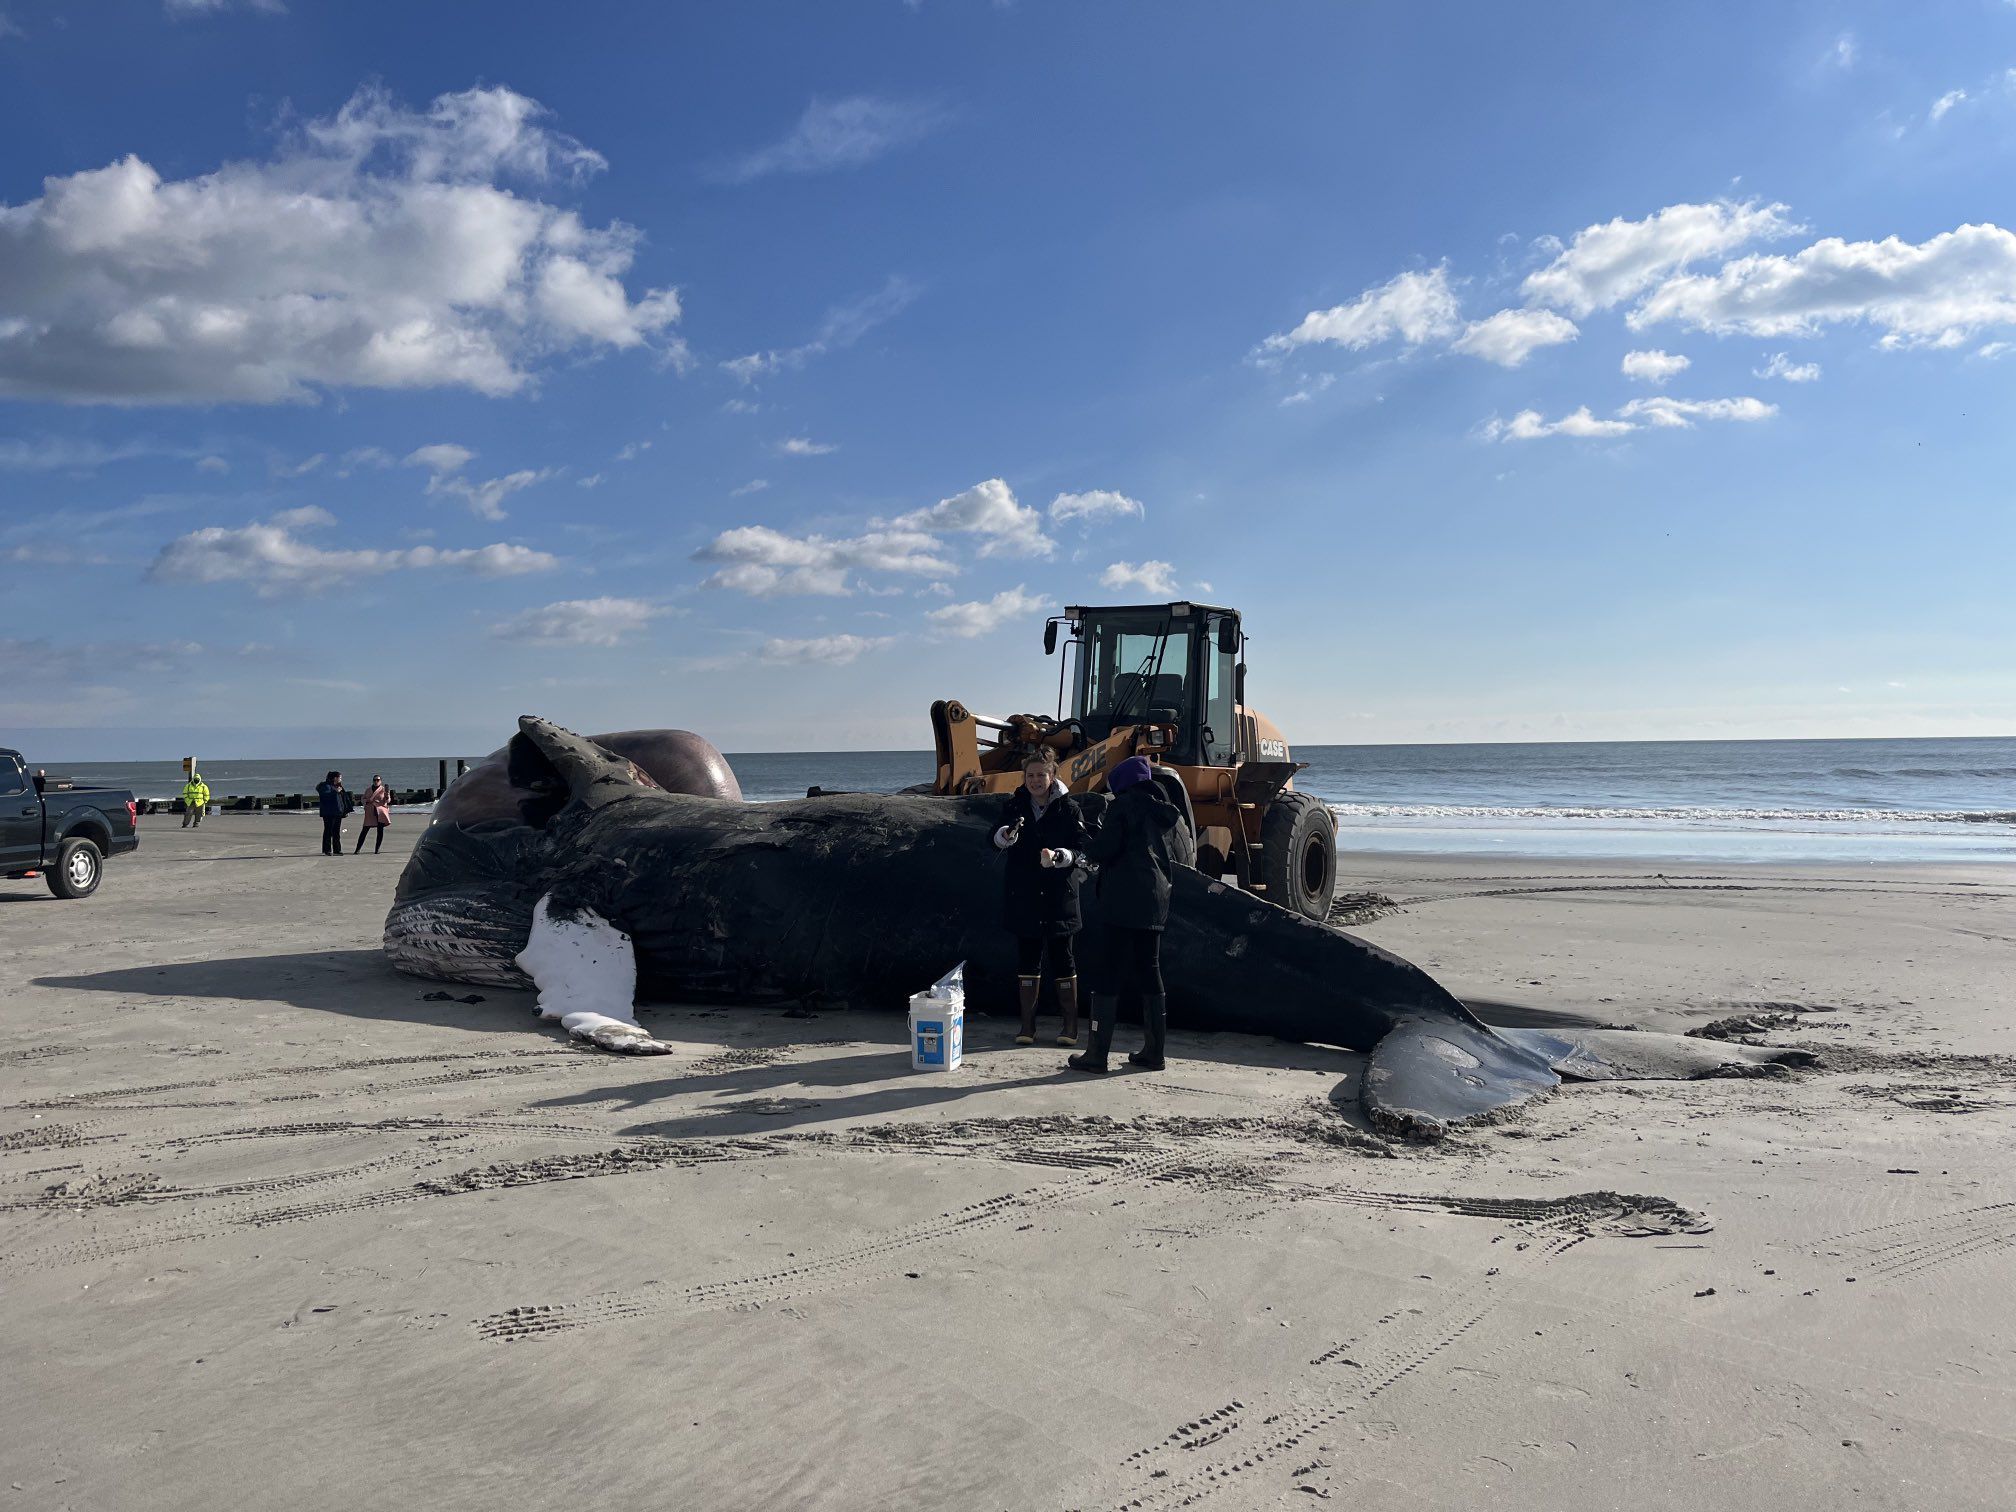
3;0;2014;759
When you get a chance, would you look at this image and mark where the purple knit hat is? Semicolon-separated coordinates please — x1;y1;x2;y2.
1109;755;1155;792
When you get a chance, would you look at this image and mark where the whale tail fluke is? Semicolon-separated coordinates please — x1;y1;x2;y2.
1362;1015;1561;1142
509;716;658;818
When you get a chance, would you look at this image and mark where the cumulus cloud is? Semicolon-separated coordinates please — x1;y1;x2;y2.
1930;89;1968;122
1629;222;2016;348
925;586;1052;639
777;436;837;456
694;524;954;597
892;478;1054;558
0;83;682;404
1450;307;1579;367
1621;349;1690;383
1481;407;1635;442
1755;352;1821;382
1100;559;1178;596
1049;489;1145;525
714;97;945;183
491;596;665;647
1616;395;1778;428
760;633;896;666
403;442;548;519
1522;200;1800;317
723;275;917;383
1261;265;1461;356
148;509;558;593
1482;394;1776;441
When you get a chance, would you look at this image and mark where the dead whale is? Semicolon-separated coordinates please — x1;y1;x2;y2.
385;717;1808;1140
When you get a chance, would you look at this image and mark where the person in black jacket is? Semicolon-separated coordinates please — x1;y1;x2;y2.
1068;754;1183;1074
991;750;1088;1046
316;771;352;857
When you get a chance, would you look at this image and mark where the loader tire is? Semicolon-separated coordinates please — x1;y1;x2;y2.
1258;791;1335;920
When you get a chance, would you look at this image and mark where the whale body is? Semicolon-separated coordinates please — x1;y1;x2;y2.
385;718;1807;1140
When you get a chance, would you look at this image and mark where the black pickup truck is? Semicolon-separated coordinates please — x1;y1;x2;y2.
1;748;138;898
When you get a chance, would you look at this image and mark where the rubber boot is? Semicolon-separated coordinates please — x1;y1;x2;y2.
1067;994;1117;1074
1128;994;1167;1071
1015;976;1041;1045
1055;976;1080;1047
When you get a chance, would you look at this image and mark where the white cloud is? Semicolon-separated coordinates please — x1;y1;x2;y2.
1617;395;1777;428
0;84;682;404
1755;352;1821;382
1450;307;1579;367
1278;373;1336;405
337;445;394;474
1522;200;1800;317
723;275;917;383
714;97;945;183
576;473;604;489
893;478;1053;557
1481;407;1636;442
165;0;285;16
1630;222;2016;348
777;436;837;456
1100;559;1178;596
492;596;665;647
268;504;334;530
925;586;1051;639
614;439;652;462
720;397;760;415
1621;349;1691;383
403;442;548;519
1049;489;1144;525
403;442;474;476
196;455;230;473
1930;89;1968;122
730;478;770;496
1262;265;1461;356
148;510;558;594
694;524;955;597
760;633;895;666
1830;33;1856;69
1483;394;1777;441
271;452;326;478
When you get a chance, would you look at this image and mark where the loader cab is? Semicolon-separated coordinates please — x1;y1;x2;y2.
1055;602;1243;768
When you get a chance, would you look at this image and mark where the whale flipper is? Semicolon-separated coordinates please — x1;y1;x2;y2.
1362;1015;1561;1141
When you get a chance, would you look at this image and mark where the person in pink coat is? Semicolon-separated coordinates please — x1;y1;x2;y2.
354;775;393;854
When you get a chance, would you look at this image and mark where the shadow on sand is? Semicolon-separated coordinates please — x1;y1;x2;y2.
35;950;1603;1137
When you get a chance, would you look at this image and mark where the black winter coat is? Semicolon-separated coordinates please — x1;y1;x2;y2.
1083;782;1183;930
994;783;1088;937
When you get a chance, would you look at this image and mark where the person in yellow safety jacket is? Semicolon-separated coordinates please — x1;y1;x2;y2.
181;774;210;829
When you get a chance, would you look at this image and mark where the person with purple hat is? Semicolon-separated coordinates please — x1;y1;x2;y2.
1068;753;1183;1074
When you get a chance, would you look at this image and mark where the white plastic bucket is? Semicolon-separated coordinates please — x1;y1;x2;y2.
907;965;966;1072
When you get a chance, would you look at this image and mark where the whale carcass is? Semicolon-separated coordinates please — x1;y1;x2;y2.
385;718;1808;1140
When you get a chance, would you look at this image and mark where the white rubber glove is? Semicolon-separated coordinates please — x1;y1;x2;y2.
993;825;1017;849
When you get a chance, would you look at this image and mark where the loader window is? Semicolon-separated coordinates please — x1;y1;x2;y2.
1072;615;1192;743
1200;615;1237;766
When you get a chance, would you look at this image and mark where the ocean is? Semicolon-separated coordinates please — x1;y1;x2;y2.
46;735;2016;865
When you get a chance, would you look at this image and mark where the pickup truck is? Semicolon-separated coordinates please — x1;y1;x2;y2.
0;748;138;898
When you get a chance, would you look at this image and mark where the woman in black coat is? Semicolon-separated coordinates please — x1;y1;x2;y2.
990;751;1088;1045
1068;754;1183;1074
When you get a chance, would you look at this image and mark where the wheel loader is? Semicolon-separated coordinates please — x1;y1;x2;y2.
926;600;1338;919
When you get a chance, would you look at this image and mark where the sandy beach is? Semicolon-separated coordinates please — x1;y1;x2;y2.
3;815;2012;1511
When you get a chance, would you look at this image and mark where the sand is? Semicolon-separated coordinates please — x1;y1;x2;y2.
2;816;2013;1510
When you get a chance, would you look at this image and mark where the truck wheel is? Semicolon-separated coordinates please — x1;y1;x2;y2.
1257;792;1336;920
47;837;102;899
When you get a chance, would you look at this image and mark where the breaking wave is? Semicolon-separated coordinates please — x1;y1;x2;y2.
1325;802;2016;827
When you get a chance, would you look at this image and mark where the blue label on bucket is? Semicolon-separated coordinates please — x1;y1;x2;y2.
916;1022;944;1064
